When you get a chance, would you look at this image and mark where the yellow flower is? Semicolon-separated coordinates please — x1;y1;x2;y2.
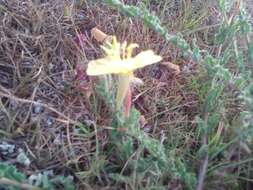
86;36;162;111
86;37;162;76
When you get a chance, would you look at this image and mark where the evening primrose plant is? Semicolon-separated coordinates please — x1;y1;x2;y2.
86;30;196;189
87;36;162;116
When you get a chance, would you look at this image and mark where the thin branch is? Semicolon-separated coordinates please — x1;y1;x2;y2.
196;113;209;190
0;177;43;190
0;86;77;125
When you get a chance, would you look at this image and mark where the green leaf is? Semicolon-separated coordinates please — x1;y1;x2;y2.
207;113;221;133
248;42;253;62
192;39;201;62
50;176;75;190
0;163;25;190
217;0;234;12
197;144;209;159
203;86;223;113
0;163;25;182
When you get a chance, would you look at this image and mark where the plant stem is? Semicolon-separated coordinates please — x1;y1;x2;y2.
116;75;130;111
0;177;43;190
196;114;209;190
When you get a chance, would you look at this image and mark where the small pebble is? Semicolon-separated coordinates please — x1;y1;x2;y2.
53;134;62;145
16;148;31;166
0;142;15;155
45;115;54;127
33;100;44;114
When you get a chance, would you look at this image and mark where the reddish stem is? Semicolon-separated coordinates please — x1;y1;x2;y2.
123;88;132;118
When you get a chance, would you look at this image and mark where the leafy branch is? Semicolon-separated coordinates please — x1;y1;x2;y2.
0;163;74;190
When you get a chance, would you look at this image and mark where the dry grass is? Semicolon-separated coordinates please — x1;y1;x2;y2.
0;0;198;167
0;0;95;175
0;0;252;189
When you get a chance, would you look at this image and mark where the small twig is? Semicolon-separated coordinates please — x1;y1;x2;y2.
196;113;209;190
197;154;208;190
0;86;77;125
0;177;42;190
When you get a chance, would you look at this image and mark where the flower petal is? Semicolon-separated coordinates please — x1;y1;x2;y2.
101;36;121;59
133;50;162;69
86;58;128;75
130;76;143;86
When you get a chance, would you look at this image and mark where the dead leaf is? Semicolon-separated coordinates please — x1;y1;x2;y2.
139;115;147;126
91;27;112;43
74;64;92;98
161;61;180;75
